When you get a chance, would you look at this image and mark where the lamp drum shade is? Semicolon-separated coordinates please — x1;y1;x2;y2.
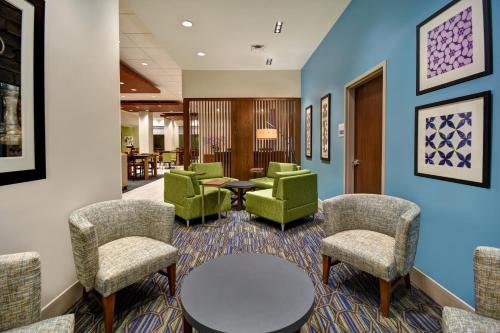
256;128;278;140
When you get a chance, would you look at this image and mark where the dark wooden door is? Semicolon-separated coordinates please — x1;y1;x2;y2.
354;75;383;194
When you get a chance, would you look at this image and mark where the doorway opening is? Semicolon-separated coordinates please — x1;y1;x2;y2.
344;61;386;194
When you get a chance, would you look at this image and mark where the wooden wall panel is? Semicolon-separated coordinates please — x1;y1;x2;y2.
231;100;254;181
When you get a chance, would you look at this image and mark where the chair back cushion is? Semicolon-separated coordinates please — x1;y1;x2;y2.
333;194;418;238
170;169;200;195
275;173;318;209
272;169;310;197
71;200;160;247
266;162;298;178
0;252;41;331
474;246;500;319
188;162;224;179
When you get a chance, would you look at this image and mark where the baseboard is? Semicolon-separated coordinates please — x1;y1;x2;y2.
410;267;474;312
41;281;82;319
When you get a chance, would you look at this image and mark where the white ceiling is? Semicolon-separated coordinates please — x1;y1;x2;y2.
125;0;351;70
119;0;182;101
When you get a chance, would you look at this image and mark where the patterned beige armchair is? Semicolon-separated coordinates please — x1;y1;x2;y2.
0;252;74;332
69;199;178;333
442;246;500;332
321;194;420;317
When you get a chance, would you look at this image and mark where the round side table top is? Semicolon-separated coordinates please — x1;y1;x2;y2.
224;180;257;189
180;253;315;333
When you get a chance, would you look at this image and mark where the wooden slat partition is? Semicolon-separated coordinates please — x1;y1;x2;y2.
188;100;232;176
184;98;300;180
253;99;299;176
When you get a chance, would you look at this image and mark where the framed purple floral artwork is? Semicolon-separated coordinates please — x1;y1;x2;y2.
416;0;492;95
414;91;491;188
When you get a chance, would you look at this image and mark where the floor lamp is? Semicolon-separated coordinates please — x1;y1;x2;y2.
256;124;296;164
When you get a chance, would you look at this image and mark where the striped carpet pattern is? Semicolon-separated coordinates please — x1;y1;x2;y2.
71;211;442;333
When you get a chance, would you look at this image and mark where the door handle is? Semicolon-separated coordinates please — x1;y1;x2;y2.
352;159;360;166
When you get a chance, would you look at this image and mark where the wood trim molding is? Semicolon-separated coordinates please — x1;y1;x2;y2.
410;267;474;312
41;281;81;319
343;61;387;194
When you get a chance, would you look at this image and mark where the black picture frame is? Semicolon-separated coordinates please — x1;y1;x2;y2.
414;91;491;188
305;105;312;159
416;0;492;95
0;0;45;186
320;94;330;161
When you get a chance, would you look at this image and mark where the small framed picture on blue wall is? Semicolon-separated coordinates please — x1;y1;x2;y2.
414;91;491;188
416;0;492;95
320;94;330;161
305;105;312;159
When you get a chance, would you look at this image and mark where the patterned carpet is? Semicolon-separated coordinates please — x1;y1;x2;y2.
71;211;442;333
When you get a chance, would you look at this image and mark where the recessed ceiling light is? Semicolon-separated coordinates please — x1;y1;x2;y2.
141;62;148;66
121;95;125;98
131;88;137;92
151;95;156;98
181;20;193;28
266;58;273;65
120;82;124;85
274;21;283;33
197;52;206;57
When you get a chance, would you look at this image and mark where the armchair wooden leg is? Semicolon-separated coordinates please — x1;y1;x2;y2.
322;255;332;284
183;315;193;333
102;293;115;333
404;273;411;289
167;263;176;295
82;288;88;301
379;279;391;317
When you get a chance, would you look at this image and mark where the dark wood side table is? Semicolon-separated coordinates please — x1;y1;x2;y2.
180;254;315;333
250;167;264;178
224;181;257;211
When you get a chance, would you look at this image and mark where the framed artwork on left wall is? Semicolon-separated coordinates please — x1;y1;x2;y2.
0;0;45;186
305;105;312;159
416;0;492;95
414;91;491;188
320;94;330;161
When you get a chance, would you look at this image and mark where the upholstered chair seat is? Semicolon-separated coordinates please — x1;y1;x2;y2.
0;252;74;333
69;199;177;333
95;236;178;297
321;194;420;317
442;246;500;332
322;230;397;281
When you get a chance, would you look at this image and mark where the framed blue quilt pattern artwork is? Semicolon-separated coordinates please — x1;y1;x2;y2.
415;91;491;187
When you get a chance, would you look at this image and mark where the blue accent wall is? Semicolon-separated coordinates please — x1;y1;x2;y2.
301;0;500;306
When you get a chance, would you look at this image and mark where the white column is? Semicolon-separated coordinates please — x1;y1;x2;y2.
138;111;153;153
164;119;176;151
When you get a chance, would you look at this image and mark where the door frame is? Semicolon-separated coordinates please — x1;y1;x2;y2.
343;61;387;194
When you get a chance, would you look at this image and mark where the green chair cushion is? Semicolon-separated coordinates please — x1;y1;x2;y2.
170;169;200;195
266;162;299;178
188;162;224;180
250;177;274;189
272;169;311;197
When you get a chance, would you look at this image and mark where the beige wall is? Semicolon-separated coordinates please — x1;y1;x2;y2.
0;0;121;308
182;70;301;98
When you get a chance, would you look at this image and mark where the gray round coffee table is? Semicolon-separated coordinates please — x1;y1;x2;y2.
180;254;315;333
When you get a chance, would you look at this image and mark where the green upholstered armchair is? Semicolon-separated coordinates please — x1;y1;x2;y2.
69;199;177;333
249;162;299;189
442;246;500;332
188;162;237;183
321;194;420;317
246;170;317;231
164;170;231;226
0;252;74;333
